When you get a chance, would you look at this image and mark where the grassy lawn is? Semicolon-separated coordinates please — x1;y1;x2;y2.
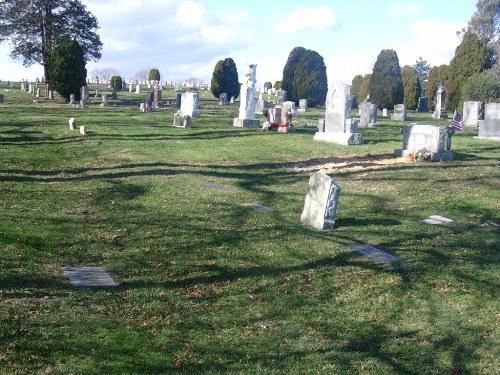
0;85;499;374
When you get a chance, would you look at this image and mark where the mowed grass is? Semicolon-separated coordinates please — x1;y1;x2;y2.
0;85;499;374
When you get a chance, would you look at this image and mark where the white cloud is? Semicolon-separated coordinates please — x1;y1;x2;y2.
275;6;337;35
390;2;419;17
394;20;466;67
176;1;203;27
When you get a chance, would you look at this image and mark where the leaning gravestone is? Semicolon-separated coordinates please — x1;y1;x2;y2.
432;85;448;119
358;100;378;127
417;96;429;112
463;101;483;127
233;64;260;128
477;102;500;140
301;172;341;230
391;104;407;121
394;124;454;161
314;81;363;145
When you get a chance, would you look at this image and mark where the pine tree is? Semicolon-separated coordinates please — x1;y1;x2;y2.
110;76;123;91
149;68;160;82
368;49;404;109
401;65;421;110
412;56;430;93
49;38;86;102
447;31;491;110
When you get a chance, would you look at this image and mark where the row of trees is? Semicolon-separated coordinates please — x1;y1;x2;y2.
351;0;499;111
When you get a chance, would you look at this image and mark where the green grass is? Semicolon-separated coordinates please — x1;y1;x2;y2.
0;85;499;374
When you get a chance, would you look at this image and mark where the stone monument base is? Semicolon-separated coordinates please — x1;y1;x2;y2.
233;118;260;128
313;132;363;145
432;111;448;119
358;122;379;128
391;114;406;121
394;149;454;161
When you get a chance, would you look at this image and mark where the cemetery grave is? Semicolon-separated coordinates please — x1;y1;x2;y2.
0;83;498;374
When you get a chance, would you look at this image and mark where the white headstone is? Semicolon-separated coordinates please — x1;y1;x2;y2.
80;125;86;135
69;117;75;130
301;172;341;230
233;64;260;128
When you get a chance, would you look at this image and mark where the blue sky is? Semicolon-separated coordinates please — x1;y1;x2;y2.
0;0;478;86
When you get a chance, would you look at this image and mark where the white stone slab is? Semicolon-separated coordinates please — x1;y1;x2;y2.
351;244;400;264
62;267;117;287
206;182;231;191
243;203;273;212
420;215;453;225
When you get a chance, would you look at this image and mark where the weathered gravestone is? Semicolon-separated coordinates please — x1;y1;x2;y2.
176;92;182;109
69;94;76;105
314;81;363;145
394;124;454;161
267;107;284;124
301;172;341;230
282;101;296;112
255;97;266;114
62;267;117;287
180;92;200;117
351;244;400;264
135;84;141;94
80;125;86;135
432;85;448;119
275;89;287;102
219;93;228;105
477;103;500;140
298;99;308;112
463;101;483;127
100;94;108;107
417;96;429;112
391;104;407;121
68;117;75;130
358;101;378;127
80;86;90;107
0;94;4;103
173;111;191;129
233;64;260;128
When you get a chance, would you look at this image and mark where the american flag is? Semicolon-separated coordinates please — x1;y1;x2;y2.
452;110;464;132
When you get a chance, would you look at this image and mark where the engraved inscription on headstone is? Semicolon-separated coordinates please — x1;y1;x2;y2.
301;172;341;230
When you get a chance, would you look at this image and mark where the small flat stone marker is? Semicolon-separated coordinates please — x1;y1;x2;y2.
243;203;273;212
206;182;231;191
351;244;400;264
420;215;453;225
62;267;117;287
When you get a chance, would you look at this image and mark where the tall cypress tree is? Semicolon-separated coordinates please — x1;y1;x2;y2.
358;74;371;103
210;58;240;100
292;50;328;108
281;46;307;103
369;49;404;109
426;64;449;108
49;38;86;101
447;31;491;110
351;74;363;108
401;65;421;110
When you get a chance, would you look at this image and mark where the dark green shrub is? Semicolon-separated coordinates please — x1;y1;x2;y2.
358;74;371;103
48;38;87;102
149;68;160;82
210;58;240;100
369;49;404;109
274;81;282;89
110;75;123;91
264;82;272;91
351;74;363;108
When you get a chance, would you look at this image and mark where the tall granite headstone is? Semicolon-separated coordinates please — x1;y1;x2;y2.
432;85;448;119
463;101;483;127
417;96;429;112
233;64;260;128
477;102;500;140
314;81;363;145
358;101;378;127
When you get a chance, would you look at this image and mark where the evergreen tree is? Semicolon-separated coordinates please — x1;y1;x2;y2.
210;58;240;100
49;38;86;102
110;76;123;91
447;31;491;110
264;82;272;91
426;65;450;109
292;50;328;107
351;74;363;108
368;49;404;109
274;81;282;89
0;0;102;87
401;65;421;110
281;46;307;103
149;68;160;82
412;56;431;93
461;70;500;102
358;74;371;103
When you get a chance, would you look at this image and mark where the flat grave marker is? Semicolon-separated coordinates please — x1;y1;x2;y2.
62;267;117;287
351;244;400;264
420;215;453;225
243;203;273;212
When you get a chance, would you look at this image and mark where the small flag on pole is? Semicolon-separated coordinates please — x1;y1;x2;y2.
452;110;464;132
